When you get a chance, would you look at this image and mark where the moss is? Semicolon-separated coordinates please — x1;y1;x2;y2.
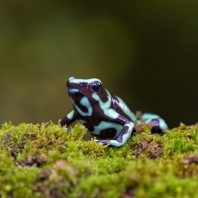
1;121;198;197
162;123;198;158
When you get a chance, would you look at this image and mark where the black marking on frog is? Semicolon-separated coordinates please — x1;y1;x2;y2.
96;128;117;139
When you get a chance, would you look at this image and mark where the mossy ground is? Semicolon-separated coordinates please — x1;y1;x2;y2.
1;120;198;198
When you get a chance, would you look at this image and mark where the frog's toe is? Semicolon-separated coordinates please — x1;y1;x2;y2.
65;127;71;132
150;119;168;134
95;139;110;146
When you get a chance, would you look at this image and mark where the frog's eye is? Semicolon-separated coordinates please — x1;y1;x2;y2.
66;81;69;87
91;82;101;92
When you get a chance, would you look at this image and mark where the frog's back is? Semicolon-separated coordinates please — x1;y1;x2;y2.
111;95;136;122
110;95;168;133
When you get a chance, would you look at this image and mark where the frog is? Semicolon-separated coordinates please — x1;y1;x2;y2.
60;77;168;147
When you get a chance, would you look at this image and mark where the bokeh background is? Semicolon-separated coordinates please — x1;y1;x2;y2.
1;1;198;129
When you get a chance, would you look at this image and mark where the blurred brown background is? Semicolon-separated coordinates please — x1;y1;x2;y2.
1;1;198;128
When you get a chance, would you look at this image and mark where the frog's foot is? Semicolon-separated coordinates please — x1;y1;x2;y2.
95;139;110;146
150;118;168;133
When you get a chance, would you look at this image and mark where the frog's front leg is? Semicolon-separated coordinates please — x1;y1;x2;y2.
60;110;77;127
96;109;134;147
109;121;134;147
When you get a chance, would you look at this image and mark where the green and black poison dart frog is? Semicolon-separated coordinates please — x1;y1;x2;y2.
60;77;168;147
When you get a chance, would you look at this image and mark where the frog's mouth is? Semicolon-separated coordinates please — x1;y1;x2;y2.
68;88;88;101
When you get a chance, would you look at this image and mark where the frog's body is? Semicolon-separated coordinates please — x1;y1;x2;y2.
61;77;168;147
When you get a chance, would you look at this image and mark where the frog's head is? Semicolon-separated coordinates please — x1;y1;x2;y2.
66;77;109;107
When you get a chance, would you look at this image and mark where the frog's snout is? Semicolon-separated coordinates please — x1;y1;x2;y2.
69;77;75;81
67;77;79;93
67;77;75;87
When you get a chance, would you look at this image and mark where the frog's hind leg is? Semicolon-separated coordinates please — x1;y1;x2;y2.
141;113;168;133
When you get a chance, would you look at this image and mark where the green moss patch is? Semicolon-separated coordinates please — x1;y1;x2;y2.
1;121;198;197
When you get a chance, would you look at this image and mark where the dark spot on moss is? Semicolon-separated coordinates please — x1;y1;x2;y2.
184;156;198;164
19;156;48;167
